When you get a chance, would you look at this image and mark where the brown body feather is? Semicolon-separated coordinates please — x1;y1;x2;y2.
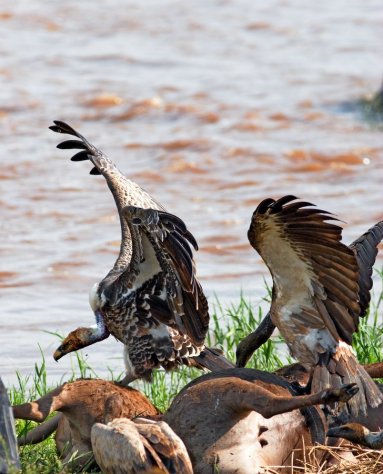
247;196;383;420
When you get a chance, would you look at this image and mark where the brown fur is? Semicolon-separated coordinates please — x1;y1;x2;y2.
14;379;159;471
164;369;358;473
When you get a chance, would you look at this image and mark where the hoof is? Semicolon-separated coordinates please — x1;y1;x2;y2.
322;383;359;404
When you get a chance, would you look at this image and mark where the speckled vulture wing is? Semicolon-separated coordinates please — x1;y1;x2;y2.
349;221;383;318
248;195;360;345
50;121;164;211
129;207;209;347
50;120;164;272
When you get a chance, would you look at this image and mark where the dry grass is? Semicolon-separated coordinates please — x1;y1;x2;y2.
265;442;383;474
259;439;383;474
301;443;383;474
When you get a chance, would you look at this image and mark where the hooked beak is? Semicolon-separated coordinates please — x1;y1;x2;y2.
53;346;65;361
53;334;75;361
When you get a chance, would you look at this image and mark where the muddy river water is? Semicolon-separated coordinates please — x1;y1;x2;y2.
1;1;382;384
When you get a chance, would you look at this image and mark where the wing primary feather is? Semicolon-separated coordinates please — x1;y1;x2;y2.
271;195;300;210
52;120;81;137
57;140;88;150
254;198;275;215
70;151;91;161
349;221;383;317
158;211;199;251
90;167;102;175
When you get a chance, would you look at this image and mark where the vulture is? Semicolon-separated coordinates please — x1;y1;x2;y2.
50;121;232;383
245;195;383;420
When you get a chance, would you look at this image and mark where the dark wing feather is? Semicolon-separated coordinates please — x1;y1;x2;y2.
137;209;209;346
50;120;165;273
56;139;88;150
249;196;360;344
49;120;81;136
158;213;209;345
71;150;90;161
50;120;128;181
158;211;198;250
349;221;383;317
50;120;165;210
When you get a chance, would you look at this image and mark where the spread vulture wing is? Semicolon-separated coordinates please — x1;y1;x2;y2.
349;221;383;318
236;218;383;367
50;121;165;213
50;121;164;272
248;195;360;345
126;207;209;347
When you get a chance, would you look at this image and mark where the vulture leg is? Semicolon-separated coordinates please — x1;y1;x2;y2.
118;374;138;387
235;312;275;367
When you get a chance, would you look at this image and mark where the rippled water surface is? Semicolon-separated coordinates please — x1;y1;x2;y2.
1;0;382;384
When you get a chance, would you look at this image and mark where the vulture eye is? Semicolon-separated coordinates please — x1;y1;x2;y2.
132;217;142;225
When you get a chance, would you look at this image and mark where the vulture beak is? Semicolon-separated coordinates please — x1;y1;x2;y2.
53;346;65;361
52;329;83;361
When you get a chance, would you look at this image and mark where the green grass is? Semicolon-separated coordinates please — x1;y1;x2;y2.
7;275;383;473
353;268;383;365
